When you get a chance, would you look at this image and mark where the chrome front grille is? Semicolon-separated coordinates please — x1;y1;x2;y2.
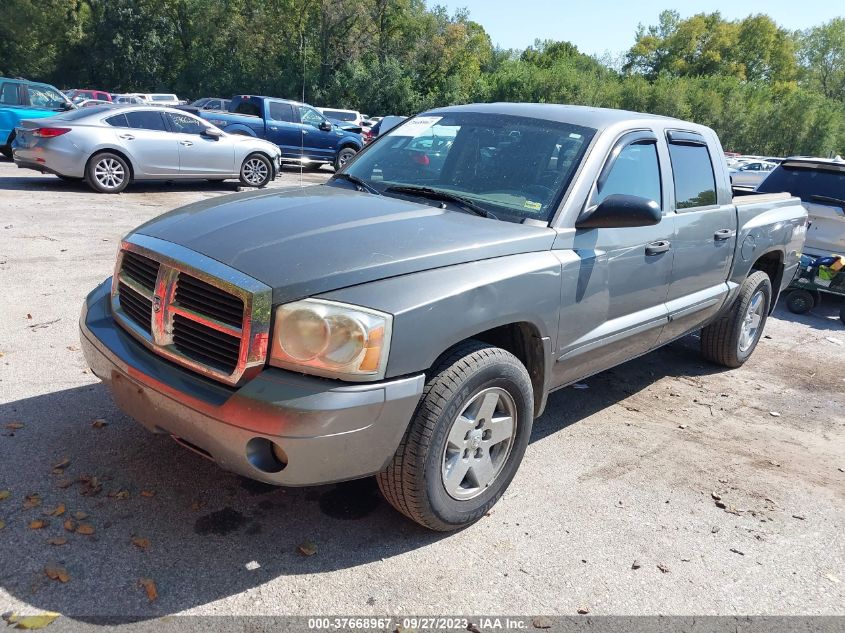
110;235;272;386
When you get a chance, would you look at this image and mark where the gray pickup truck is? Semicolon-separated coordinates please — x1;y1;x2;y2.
80;103;807;531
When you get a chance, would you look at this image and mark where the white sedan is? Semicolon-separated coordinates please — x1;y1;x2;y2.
11;105;283;193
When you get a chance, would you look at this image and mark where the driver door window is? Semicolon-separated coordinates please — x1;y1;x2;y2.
165;112;206;135
595;142;662;207
298;106;325;128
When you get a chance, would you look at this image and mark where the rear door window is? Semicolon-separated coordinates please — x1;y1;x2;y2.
668;140;717;209
1;83;22;105
268;102;294;122
125;110;167;131
234;100;261;117
106;114;129;127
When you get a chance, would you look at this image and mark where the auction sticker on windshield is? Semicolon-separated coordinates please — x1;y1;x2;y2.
391;116;443;137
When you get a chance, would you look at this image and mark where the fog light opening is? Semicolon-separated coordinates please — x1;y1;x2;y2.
245;437;287;473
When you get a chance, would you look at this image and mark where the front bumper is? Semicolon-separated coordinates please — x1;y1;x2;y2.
80;278;424;486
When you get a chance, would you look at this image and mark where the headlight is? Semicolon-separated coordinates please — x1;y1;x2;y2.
268;299;392;381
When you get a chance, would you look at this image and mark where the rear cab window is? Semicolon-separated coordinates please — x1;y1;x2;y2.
1;83;22;105
667;132;717;209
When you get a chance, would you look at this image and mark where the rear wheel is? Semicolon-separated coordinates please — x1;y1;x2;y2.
701;271;772;368
377;341;534;531
333;147;357;171
239;153;273;188
786;289;815;314
85;152;130;193
1;131;15;159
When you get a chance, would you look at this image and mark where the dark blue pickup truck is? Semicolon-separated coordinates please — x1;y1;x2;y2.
199;95;363;170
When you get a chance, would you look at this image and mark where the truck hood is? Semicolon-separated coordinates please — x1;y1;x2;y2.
134;184;556;303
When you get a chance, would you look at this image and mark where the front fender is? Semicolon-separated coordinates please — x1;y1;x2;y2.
318;251;562;378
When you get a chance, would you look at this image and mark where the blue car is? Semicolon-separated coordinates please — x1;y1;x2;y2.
200;95;363;170
0;77;75;158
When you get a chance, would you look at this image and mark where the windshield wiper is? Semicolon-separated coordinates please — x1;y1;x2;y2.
810;194;845;208
384;185;497;219
330;172;381;195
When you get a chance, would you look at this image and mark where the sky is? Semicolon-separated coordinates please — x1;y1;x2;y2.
428;0;843;58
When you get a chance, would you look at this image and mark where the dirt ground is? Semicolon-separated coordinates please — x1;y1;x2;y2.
0;157;843;622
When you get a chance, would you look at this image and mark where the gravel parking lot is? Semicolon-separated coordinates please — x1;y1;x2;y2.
0;157;843;621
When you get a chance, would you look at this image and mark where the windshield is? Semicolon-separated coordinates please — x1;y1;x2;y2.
342;111;595;223
28;84;70;110
757;164;845;203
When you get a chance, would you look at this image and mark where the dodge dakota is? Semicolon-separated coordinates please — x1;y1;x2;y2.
80;103;807;530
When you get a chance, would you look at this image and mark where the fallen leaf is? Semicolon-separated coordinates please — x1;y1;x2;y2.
112;490;129;500
91;418;108;429
52;458;70;470
769;411;781;417
48;504;65;517
63;519;76;532
5;422;24;430
44;566;69;583
29;519;49;530
711;492;722;501
26;313;32;319
531;616;553;629
657;563;670;573
190;500;203;511
2;612;61;629
0;519;5;530
140;490;155;498
631;559;641;570
73;511;87;520
66;345;79;352
139;578;158;602
297;541;317;556
730;548;745;556
792;514;806;520
76;524;95;535
0;490;10;500
577;607;590;615
47;537;68;546
23;494;41;509
131;537;150;550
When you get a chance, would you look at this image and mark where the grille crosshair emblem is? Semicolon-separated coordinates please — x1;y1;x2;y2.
152;295;163;313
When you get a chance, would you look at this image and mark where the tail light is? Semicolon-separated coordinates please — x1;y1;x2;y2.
411;152;430;166
33;127;71;138
363;130;374;144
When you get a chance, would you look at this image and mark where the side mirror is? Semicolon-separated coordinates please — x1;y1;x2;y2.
202;127;223;140
319;120;333;132
575;194;661;229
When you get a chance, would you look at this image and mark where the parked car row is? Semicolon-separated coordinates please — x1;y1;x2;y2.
3;76;366;191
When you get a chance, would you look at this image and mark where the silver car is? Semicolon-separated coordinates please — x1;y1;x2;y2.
729;160;777;189
12;105;283;193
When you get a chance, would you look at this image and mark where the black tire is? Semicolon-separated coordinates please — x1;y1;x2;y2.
839;304;845;326
1;131;15;159
333;146;357;171
303;162;325;172
701;270;772;368
239;153;273;188
85;152;131;193
377;341;534;531
785;289;815;314
57;175;82;182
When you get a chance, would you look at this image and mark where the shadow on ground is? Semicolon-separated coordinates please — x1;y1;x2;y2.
0;334;723;619
773;293;844;333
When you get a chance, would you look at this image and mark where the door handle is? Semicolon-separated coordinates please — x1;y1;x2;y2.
645;240;671;255
269;126;278;131
714;228;736;240
179;140;193;146
302;129;308;135
118;134;135;140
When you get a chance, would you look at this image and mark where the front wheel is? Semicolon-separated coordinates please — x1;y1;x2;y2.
85;152;130;193
377;341;534;531
239;153;273;188
333;147;357;171
700;270;772;368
